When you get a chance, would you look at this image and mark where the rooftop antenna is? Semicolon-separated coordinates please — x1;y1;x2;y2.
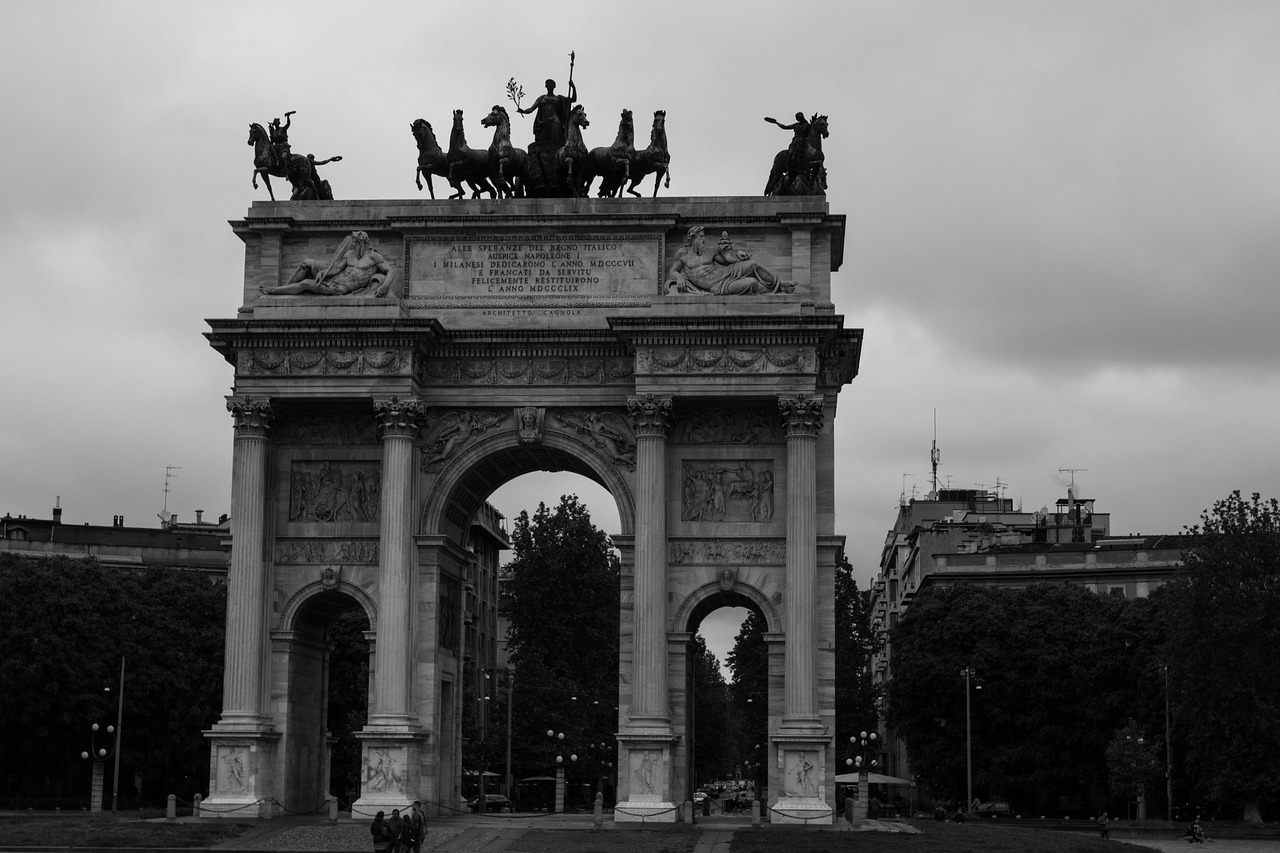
158;466;182;525
900;473;914;506
1058;467;1087;489
995;477;1008;499
930;409;940;497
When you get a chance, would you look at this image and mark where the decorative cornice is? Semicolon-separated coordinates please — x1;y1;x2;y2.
778;395;825;437
627;395;674;438
374;398;429;439
228;397;273;437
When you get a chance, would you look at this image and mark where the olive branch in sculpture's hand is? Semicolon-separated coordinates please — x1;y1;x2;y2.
506;78;525;113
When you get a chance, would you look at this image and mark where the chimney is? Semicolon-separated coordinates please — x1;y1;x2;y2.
195;509;204;524
52;496;62;525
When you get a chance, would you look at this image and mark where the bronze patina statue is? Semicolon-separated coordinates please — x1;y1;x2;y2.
626;110;671;198
445;110;497;200
260;231;394;297
411;118;491;199
512;52;582;197
517;77;578;146
665;226;796;295
584;109;634;198
248;113;342;201
763;113;828;196
555;104;592;198
481;105;530;198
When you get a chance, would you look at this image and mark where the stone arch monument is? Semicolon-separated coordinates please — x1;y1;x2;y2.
202;196;861;823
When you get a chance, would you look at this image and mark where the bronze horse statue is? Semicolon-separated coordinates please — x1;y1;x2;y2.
480;105;529;199
764;114;828;196
411;118;490;198
556;104;591;198
247;122;341;201
585;109;634;198
446;110;496;200
626;109;671;198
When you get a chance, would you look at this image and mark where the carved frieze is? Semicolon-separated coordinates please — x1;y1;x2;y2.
417;356;633;386
288;461;381;523
680;461;774;523
669;539;786;565
237;349;408;376
552;410;637;471
670;407;784;445
273;408;379;446
274;539;378;564
421;410;508;472
636;346;816;375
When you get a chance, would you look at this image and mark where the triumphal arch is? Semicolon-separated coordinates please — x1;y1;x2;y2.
201;194;861;822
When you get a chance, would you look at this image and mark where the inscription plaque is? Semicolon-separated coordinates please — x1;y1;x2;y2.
407;234;661;300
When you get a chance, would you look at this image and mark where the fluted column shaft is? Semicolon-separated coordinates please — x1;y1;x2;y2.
372;398;428;723
627;395;673;728
221;399;272;722
780;395;824;724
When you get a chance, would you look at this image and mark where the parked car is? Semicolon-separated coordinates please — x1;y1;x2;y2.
693;790;708;804
975;801;1012;818
468;794;512;813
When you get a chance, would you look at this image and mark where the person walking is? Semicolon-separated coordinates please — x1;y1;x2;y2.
387;808;404;853
409;801;426;853
1098;811;1110;840
370;811;390;853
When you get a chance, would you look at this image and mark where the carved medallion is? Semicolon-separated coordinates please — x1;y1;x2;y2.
320;565;341;590
516;406;545;444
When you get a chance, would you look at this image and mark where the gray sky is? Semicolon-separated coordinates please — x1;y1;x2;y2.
3;0;1278;667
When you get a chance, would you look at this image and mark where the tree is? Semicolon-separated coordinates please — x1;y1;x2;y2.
1107;719;1162;811
327;609;371;804
888;583;1165;815
689;634;737;784
834;555;877;751
502;495;620;794
727;609;769;782
1162;491;1280;823
0;554;226;807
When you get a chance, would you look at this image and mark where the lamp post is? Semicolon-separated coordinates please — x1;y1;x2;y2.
547;730;577;813
961;667;976;814
845;730;877;820
1164;665;1174;824
81;723;116;813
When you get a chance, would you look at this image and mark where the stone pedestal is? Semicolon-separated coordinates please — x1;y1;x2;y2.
770;740;833;824
614;740;678;823
351;733;425;817
201;734;280;818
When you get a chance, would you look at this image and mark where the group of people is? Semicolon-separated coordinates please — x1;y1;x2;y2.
369;802;426;853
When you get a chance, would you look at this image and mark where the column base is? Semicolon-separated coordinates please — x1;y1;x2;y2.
614;732;679;823
351;728;427;818
770;736;834;825
202;729;281;818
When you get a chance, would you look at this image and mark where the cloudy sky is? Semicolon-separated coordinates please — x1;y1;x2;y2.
3;1;1278;664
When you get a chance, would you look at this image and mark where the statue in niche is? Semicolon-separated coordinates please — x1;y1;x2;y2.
665;226;796;295
634;750;659;794
221;749;247;792
763;112;829;197
261;231;394;298
423;410;506;471
555;411;636;470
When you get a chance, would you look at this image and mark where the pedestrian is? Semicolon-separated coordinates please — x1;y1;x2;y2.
387;808;404;853
1098;811;1109;840
370;811;390;853
409;800;426;853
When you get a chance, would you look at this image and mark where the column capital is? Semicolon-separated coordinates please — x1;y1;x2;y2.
778;394;825;437
227;397;273;438
627;395;673;438
374;397;428;439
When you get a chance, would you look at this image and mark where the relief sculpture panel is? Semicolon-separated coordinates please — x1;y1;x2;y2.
681;460;774;523
289;461;381;523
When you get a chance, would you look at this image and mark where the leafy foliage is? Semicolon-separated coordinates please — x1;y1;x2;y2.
0;554;226;807
689;634;738;784
1162;491;1280;821
327;609;370;803
502;496;620;790
834;555;877;750
727;609;769;782
887;583;1165;815
1106;719;1162;801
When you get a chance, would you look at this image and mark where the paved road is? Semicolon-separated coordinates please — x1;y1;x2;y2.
1128;841;1280;853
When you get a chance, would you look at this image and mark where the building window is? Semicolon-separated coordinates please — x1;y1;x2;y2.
1108;586;1126;598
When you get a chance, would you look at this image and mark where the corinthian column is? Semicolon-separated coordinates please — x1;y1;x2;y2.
370;397;428;727
779;394;824;727
219;397;273;727
626;394;673;731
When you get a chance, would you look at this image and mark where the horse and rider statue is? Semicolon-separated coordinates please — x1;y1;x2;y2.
248;110;342;201
763;112;828;197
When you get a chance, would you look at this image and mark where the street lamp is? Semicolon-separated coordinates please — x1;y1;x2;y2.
961;667;976;813
845;730;877;820
81;723;116;813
